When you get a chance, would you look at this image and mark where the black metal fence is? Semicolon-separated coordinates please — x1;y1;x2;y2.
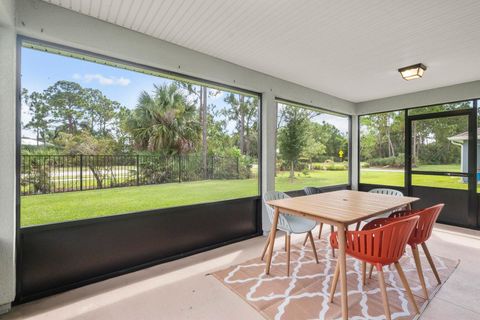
21;154;252;196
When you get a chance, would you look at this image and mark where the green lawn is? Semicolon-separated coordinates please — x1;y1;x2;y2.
360;164;467;189
21;164;472;227
21;179;259;227
275;170;348;192
21;170;349;227
360;170;468;189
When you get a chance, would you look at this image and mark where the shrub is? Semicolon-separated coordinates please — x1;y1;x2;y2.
21;157;53;194
301;167;310;176
367;154;404;168
311;161;348;171
312;162;324;170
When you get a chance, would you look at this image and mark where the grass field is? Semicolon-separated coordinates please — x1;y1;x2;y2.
20;179;259;227
275;170;348;192
360;164;467;189
21;164;471;227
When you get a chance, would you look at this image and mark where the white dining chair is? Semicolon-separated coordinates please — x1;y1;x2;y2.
261;191;319;276
303;186;336;257
355;188;407;230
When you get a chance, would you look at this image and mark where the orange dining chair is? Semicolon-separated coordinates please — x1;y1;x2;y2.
329;216;420;320
365;204;444;299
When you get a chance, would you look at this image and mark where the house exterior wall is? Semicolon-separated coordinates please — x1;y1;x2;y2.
0;0;17;312
460;142;480;183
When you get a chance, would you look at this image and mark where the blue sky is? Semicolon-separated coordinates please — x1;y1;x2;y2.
21;47;234;136
21;47;348;137
21;47;171;110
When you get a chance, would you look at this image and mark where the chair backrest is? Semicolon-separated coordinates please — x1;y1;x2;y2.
304;186;322;195
262;191;290;230
408;203;444;245
346;216;419;265
369;188;404;197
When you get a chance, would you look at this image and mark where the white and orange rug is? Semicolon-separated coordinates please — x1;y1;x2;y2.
212;235;459;320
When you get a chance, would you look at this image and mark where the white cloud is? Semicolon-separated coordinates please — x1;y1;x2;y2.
72;73;131;86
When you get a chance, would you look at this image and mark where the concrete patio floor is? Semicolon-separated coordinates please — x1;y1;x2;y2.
3;224;480;320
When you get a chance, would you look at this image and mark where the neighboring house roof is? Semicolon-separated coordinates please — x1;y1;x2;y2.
448;129;480;142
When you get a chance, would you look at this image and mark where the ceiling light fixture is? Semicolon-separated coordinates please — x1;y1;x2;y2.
398;63;427;80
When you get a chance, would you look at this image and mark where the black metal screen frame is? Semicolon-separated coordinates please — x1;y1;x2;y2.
357;99;480;229
405;107;478;227
15;35;265;302
274;97;353;190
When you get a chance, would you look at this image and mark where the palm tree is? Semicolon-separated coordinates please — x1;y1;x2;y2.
126;83;200;155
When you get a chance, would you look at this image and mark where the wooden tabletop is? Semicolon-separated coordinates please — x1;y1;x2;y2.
266;190;419;224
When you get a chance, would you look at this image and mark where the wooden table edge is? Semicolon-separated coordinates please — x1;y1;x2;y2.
266;199;419;226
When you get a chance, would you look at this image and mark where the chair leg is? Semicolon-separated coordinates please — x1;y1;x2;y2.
394;262;420;314
307;231;319;264
330;225;335;257
302;233;309;246
285;233;288;251
261;235;271;261
286;234;291;276
318;223;324;239
377;265;392;320
368;263;374;279
329;262;340;303
411;245;429;299
421;242;441;285
362;261;366;285
355;222;361;231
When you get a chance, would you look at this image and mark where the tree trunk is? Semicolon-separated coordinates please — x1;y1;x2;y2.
387;128;395;157
412;122;417;166
88;164;103;189
289;161;295;179
200;86;208;178
68;115;74;134
239;95;245;155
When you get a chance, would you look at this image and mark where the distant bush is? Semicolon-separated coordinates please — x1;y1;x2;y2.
301;167;310;176
367;154;404;168
312;160;348;171
360;162;369;168
275;159;348;172
277;160;308;171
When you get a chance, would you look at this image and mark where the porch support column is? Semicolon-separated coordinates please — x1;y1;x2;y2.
261;92;277;234
0;0;17;313
351;115;359;190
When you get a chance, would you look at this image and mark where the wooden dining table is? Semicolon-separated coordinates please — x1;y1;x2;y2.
265;189;419;320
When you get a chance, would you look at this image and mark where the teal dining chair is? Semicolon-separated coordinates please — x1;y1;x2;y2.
261;191;319;276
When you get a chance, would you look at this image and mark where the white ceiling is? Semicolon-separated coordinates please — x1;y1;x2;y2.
42;0;480;103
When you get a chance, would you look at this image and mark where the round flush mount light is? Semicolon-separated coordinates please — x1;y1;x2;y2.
398;63;427;80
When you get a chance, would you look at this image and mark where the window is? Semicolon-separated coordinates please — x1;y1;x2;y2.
359;111;405;187
275;101;349;192
408;101;473;191
410;114;468;190
20;40;260;227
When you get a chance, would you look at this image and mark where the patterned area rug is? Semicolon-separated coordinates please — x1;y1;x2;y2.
212;234;459;320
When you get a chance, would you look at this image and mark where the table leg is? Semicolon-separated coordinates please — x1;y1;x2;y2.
265;206;280;275
337;223;348;320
